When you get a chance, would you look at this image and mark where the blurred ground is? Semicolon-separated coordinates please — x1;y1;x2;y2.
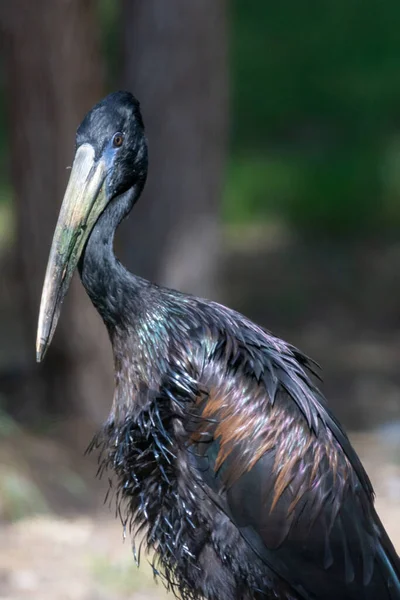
0;515;168;600
0;432;398;600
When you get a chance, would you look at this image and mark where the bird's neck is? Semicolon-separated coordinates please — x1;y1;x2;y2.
79;186;146;328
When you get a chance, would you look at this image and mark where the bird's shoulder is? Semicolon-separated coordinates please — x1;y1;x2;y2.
135;290;400;597
162;292;373;495
165;296;400;597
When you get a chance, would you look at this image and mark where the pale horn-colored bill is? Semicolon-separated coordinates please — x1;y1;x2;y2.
36;143;108;362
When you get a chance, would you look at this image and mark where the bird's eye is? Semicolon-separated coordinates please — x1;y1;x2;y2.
112;132;124;148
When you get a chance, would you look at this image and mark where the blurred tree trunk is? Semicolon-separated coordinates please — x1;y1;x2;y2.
120;0;228;298
1;0;113;424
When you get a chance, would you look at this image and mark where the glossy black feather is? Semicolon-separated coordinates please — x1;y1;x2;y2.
73;92;400;600
85;281;400;600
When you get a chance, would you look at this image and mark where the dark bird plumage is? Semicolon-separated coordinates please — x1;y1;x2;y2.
37;91;400;600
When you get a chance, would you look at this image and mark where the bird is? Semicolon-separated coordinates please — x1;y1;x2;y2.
36;91;400;600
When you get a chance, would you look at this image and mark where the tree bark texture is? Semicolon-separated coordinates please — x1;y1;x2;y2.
1;0;113;424
120;0;229;299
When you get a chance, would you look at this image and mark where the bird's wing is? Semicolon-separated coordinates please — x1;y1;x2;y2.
186;308;400;600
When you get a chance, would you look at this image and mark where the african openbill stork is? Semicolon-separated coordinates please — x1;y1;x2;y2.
37;91;400;600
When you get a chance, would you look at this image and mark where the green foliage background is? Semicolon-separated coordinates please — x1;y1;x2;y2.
4;0;400;236
229;0;400;234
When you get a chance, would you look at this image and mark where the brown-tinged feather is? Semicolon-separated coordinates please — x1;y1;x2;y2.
194;363;353;522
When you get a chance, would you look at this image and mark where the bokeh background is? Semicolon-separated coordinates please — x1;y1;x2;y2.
0;1;400;599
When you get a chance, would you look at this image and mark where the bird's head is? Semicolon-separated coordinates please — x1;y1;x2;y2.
36;91;148;362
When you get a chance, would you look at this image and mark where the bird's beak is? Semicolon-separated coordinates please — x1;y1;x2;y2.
36;143;108;362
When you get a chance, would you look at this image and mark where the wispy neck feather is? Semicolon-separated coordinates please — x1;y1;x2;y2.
79;185;145;328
